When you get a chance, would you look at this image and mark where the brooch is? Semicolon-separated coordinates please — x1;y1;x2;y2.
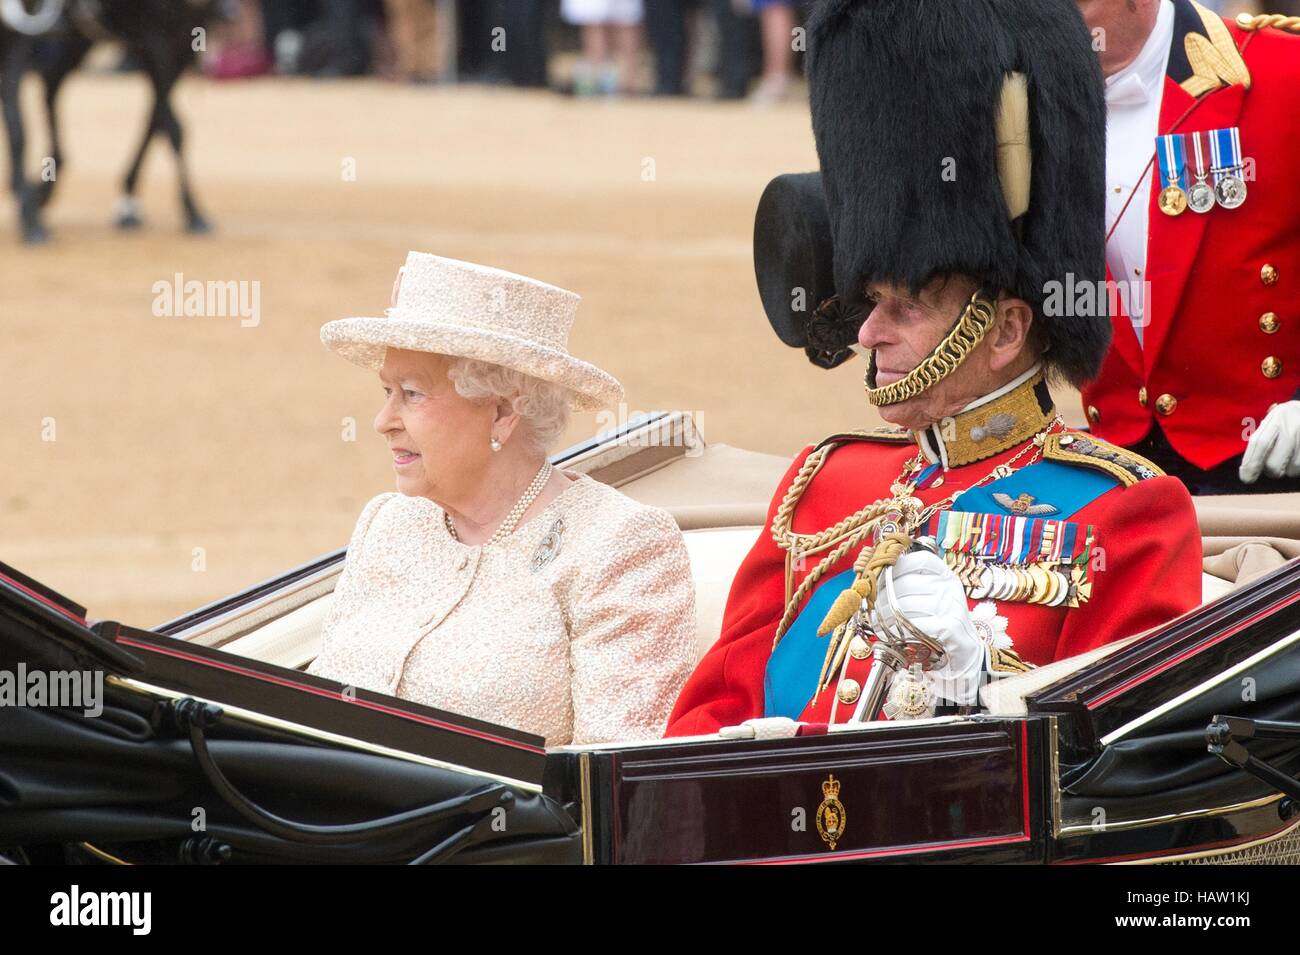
531;516;565;572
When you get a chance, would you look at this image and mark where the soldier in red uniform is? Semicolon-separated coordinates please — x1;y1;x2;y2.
666;0;1204;738
1077;0;1300;493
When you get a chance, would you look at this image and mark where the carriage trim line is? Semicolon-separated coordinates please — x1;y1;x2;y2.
1099;625;1300;746
736;832;1033;865
107;675;545;795
1088;589;1300;715
1056;790;1285;839
0;569;88;626
1057;809;1300;865
1088;588;1300;710
160;559;344;645
114;635;548;757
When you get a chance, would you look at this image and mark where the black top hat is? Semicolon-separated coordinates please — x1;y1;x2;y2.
765;0;1113;387
753;172;861;369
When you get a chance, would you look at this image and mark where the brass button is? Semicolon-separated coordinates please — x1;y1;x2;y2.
848;636;870;660
1086;405;1101;423
1262;356;1282;379
1261;264;1279;286
1260;312;1279;334
1155;393;1178;416
836;678;861;705
1138;386;1148;407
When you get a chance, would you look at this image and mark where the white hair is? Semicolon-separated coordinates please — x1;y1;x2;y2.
445;357;571;452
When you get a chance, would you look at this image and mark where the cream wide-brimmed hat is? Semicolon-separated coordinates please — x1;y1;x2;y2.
320;252;624;411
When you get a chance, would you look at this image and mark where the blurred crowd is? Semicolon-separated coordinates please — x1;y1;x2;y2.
204;0;807;103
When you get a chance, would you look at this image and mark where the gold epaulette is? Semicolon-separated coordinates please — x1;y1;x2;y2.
1236;12;1300;34
1043;433;1164;487
1184;0;1251;95
812;426;914;453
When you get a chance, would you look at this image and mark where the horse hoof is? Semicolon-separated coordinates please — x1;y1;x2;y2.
22;223;50;245
115;212;143;231
186;216;213;235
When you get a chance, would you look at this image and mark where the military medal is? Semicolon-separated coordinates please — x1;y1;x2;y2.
1209;126;1247;209
1186;130;1216;214
937;511;1096;608
1156;133;1188;217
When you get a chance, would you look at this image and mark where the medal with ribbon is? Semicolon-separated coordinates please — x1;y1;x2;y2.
935;511;1094;607
1156;132;1188;217
1187;130;1216;214
1209;125;1247;209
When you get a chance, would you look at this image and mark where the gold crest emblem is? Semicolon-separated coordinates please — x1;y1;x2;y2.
815;774;847;850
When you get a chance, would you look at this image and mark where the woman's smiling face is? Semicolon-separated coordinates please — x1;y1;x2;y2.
372;348;496;503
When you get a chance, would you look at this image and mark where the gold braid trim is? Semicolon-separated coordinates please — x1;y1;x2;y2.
818;533;912;637
865;293;998;407
811;532;912;699
1236;12;1300;33
775;518;883;650
769;440;912;646
771;442;914;559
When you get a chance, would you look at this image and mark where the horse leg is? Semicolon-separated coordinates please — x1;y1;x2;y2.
1;34;46;243
115;95;160;230
36;31;93;210
154;74;211;234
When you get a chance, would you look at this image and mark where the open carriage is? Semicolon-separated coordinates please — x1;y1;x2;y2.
4;413;1300;865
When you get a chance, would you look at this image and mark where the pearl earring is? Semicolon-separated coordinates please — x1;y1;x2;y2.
490;437;502;452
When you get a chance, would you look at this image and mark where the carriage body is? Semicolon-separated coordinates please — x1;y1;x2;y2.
4;415;1299;865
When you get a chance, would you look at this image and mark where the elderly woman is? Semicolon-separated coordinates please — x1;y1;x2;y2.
308;251;697;746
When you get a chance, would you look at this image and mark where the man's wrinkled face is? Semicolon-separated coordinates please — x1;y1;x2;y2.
858;275;990;431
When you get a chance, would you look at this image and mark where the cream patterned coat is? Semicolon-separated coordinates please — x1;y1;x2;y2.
307;473;697;746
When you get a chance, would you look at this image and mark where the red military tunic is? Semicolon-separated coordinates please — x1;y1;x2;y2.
665;425;1203;737
1082;6;1300;469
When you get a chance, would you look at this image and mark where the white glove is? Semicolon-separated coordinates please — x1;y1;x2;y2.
870;549;985;705
1240;400;1300;483
718;717;803;740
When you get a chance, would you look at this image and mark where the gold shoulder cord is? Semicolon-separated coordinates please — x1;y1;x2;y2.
1236;12;1300;33
769;442;914;646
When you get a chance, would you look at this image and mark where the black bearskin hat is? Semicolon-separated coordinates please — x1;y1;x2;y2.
803;0;1110;386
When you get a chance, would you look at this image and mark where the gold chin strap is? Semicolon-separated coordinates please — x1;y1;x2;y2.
865;291;999;407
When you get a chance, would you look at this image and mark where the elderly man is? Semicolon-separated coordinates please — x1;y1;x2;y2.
666;0;1204;737
1076;0;1300;492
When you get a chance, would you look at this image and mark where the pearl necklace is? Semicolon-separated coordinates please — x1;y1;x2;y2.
444;462;555;545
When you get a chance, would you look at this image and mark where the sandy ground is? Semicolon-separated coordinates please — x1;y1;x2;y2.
0;72;1086;627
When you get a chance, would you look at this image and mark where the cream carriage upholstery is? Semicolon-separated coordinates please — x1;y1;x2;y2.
192;414;1300;690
